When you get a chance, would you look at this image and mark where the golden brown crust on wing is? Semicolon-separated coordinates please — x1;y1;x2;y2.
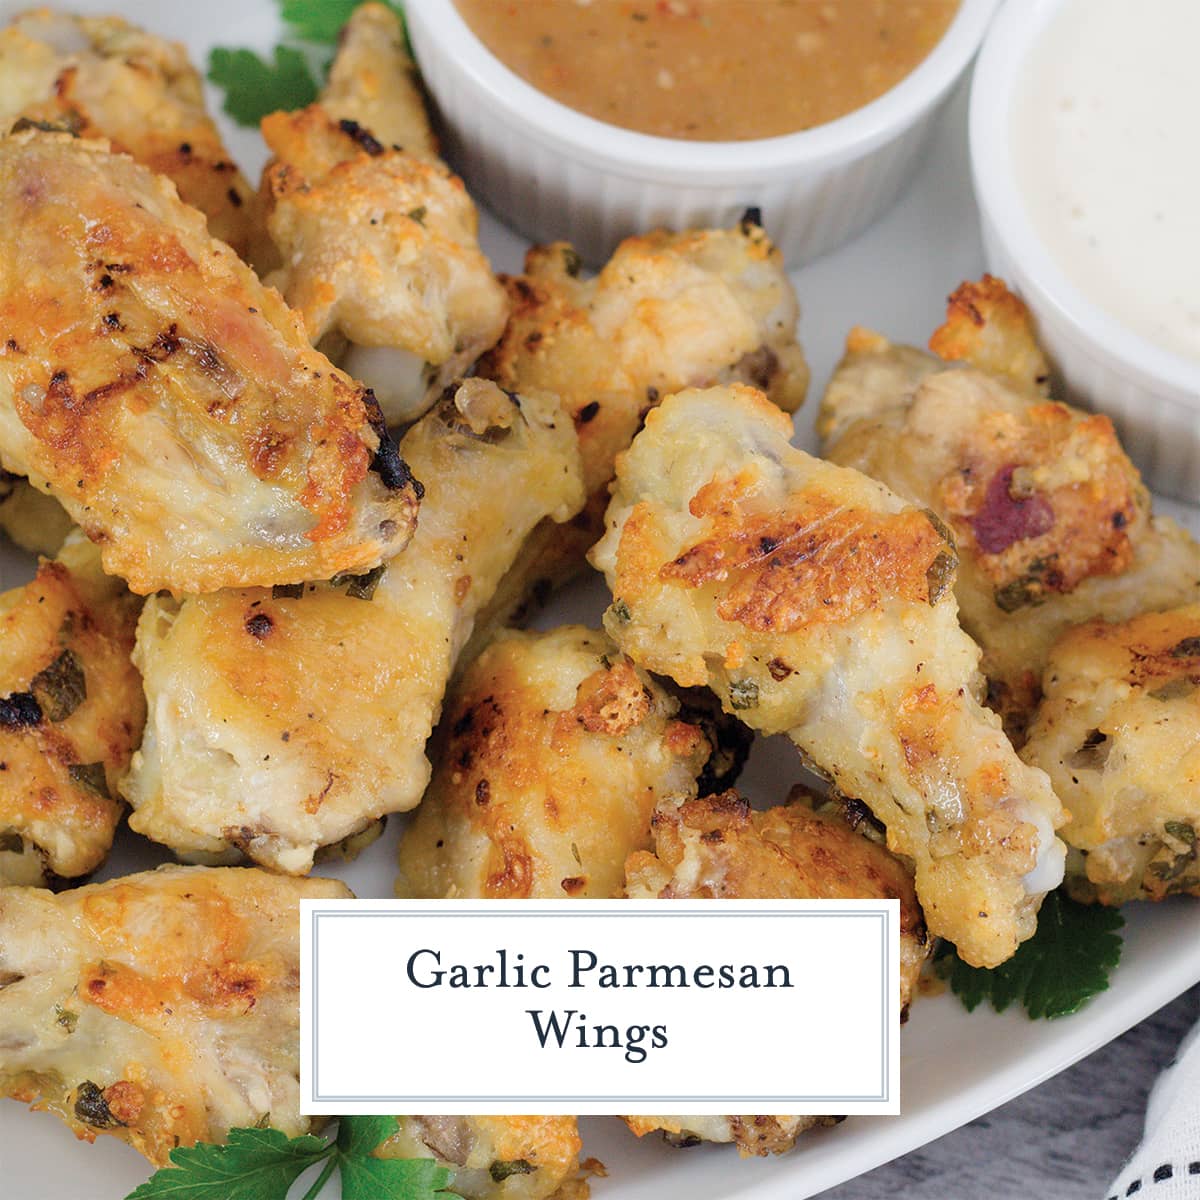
0;9;264;263
621;1113;840;1157
1023;606;1200;905
0;132;419;593
593;385;1065;968
398;626;712;900
0;536;143;885
0;865;349;1164
928;275;1051;395
380;1115;586;1199
624;790;928;1014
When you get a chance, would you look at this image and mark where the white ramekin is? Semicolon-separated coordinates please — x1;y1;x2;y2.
406;0;1000;267
971;0;1200;503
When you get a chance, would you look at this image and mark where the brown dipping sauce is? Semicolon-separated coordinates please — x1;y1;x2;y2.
455;0;960;142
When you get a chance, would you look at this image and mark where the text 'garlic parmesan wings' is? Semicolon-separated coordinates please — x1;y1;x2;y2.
819;279;1200;737
398;625;717;900
0;534;143;887
0;131;420;594
122;380;584;875
0;8;265;263
1023;606;1200;905
591;385;1065;968
0;865;350;1164
261;3;508;427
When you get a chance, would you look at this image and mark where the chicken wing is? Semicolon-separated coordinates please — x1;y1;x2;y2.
0;131;420;594
0;534;143;887
819;279;1200;738
0;865;350;1163
591;385;1065;968
1023;606;1200;905
121;380;584;875
0;8;264;263
398;626;720;900
621;1115;840;1158
379;1116;588;1199
261;4;508;426
468;219;809;654
0;474;71;556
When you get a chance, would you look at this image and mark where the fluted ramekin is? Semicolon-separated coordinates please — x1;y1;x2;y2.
406;0;1000;267
971;0;1200;502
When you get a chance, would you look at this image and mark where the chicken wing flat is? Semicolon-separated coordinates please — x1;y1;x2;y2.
0;534;143;887
1023;606;1200;905
0;474;71;556
398;625;718;900
467;219;809;654
0;865;350;1163
591;385;1065;968
819;279;1200;738
622;1115;840;1158
0;8;263;263
122;380;584;874
0;131;419;594
261;4;508;427
379;1116;588;1199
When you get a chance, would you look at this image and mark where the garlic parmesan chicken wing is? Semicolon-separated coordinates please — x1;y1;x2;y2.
0;865;350;1164
0;535;143;887
122;380;584;875
398;626;719;900
622;1113;840;1157
820;278;1200;737
261;4;508;427
379;1116;588;1200
1023;606;1200;905
591;385;1065;968
0;8;263;262
0;132;419;595
469;219;809;651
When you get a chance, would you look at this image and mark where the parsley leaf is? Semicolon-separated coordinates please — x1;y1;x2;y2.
937;890;1124;1019
280;0;405;45
125;1119;452;1200
124;1128;328;1199
207;45;319;127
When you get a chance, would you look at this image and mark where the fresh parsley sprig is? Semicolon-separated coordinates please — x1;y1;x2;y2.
207;0;406;127
936;889;1124;1019
124;1116;453;1200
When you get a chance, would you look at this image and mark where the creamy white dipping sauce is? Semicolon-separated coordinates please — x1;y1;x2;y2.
1012;0;1200;364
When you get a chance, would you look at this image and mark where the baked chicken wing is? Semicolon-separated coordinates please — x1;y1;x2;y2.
0;8;263;262
121;380;584;875
379;1116;588;1200
261;4;508;427
621;1113;839;1157
0;534;143;887
0;131;420;594
398;625;720;900
467;220;808;655
1023;606;1200;905
819;278;1200;737
591;385;1065;968
0;865;350;1164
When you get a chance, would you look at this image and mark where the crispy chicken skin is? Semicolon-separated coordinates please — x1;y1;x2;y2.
261;4;508;427
0;865;350;1164
380;1116;587;1200
0;474;72;557
122;380;584;875
591;385;1065;968
0;535;143;887
820;279;1200;737
0;131;419;595
625;790;929;1014
1023;606;1200;905
398;626;716;900
468;220;809;653
0;8;263;262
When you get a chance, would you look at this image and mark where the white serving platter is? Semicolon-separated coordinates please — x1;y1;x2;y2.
2;3;1199;1198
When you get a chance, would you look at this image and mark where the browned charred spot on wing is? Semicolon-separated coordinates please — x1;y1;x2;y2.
0;692;42;728
735;345;780;391
338;118;385;156
73;1081;123;1129
362;387;423;496
244;612;274;640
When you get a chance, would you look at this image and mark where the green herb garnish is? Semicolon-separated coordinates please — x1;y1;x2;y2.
280;0;404;44
207;45;319;127
936;890;1123;1019
125;1117;452;1200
